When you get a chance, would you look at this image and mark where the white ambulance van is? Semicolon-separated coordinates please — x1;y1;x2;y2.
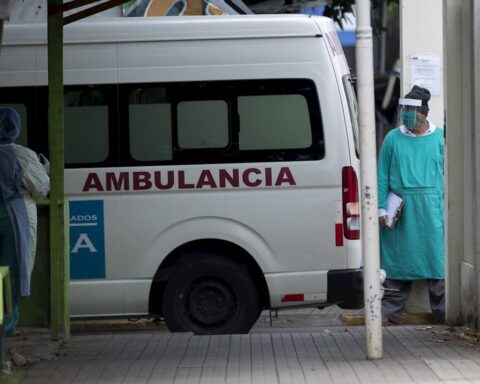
0;14;362;334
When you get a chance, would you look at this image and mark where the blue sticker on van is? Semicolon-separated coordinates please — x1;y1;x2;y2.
69;200;106;279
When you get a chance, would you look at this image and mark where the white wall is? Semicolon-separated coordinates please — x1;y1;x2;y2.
442;0;480;327
400;0;444;315
400;0;444;125
443;0;466;325
473;0;480;329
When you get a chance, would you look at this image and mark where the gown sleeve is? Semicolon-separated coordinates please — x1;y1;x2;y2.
13;145;50;200
377;130;394;211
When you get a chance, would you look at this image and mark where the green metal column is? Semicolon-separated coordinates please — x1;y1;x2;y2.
48;0;69;341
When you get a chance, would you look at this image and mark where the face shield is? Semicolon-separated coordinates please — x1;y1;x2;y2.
398;98;423;131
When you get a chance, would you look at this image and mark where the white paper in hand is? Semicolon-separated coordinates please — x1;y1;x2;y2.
386;192;403;228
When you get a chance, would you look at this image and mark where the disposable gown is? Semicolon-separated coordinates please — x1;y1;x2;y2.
0;143;49;297
377;125;444;280
12;144;50;277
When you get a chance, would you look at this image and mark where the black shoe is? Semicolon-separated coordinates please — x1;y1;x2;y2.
382;316;399;326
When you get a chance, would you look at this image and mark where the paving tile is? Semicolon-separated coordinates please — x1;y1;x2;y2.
8;323;480;384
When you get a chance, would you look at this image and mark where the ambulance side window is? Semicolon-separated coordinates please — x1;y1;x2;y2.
64;88;112;165
122;78;324;165
177;100;229;149
0;86;46;154
238;94;312;150
128;87;173;162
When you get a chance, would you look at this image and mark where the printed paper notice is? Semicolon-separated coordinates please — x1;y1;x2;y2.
410;54;441;96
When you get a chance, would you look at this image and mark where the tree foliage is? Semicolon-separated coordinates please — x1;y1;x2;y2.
323;0;399;35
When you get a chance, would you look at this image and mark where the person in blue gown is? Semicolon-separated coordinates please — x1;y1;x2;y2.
0;107;49;336
378;85;445;325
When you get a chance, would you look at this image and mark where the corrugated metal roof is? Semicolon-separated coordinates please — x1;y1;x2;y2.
9;0;46;21
8;0;121;21
7;0;249;22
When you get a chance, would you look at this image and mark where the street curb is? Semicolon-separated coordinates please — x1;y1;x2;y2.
70;319;167;333
341;312;434;326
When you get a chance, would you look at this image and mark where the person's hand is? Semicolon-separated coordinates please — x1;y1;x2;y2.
38;153;50;175
379;215;388;226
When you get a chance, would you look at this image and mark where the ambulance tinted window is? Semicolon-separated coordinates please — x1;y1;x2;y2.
128;88;173;162
64;89;110;164
177;100;229;149
122;78;323;165
239;94;311;150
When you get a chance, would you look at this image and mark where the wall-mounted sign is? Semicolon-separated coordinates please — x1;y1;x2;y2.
410;54;441;96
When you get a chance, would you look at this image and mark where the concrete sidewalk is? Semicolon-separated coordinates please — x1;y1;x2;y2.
4;326;480;383
3;308;480;383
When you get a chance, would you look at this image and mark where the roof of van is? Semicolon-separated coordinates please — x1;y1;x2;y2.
2;15;335;45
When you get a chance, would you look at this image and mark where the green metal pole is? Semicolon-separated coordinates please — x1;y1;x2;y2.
48;0;69;341
0;267;13;326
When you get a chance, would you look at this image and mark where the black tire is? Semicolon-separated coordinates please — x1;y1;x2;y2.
162;255;260;335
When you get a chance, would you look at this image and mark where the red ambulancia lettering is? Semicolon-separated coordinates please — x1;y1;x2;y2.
81;167;297;192
133;172;152;190
265;168;273;186
106;172;129;191
154;171;175;190
276;167;296;186
196;170;218;189
83;173;104;192
219;169;239;188
178;170;195;189
243;168;262;187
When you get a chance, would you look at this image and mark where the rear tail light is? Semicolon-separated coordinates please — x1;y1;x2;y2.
342;166;360;240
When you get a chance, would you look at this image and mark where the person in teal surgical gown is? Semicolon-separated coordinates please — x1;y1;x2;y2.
378;85;445;325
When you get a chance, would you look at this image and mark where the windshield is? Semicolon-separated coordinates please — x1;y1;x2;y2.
342;74;360;159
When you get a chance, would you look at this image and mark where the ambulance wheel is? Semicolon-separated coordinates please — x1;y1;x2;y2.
162;255;259;335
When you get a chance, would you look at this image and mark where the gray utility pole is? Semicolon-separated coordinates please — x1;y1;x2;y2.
356;0;383;359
